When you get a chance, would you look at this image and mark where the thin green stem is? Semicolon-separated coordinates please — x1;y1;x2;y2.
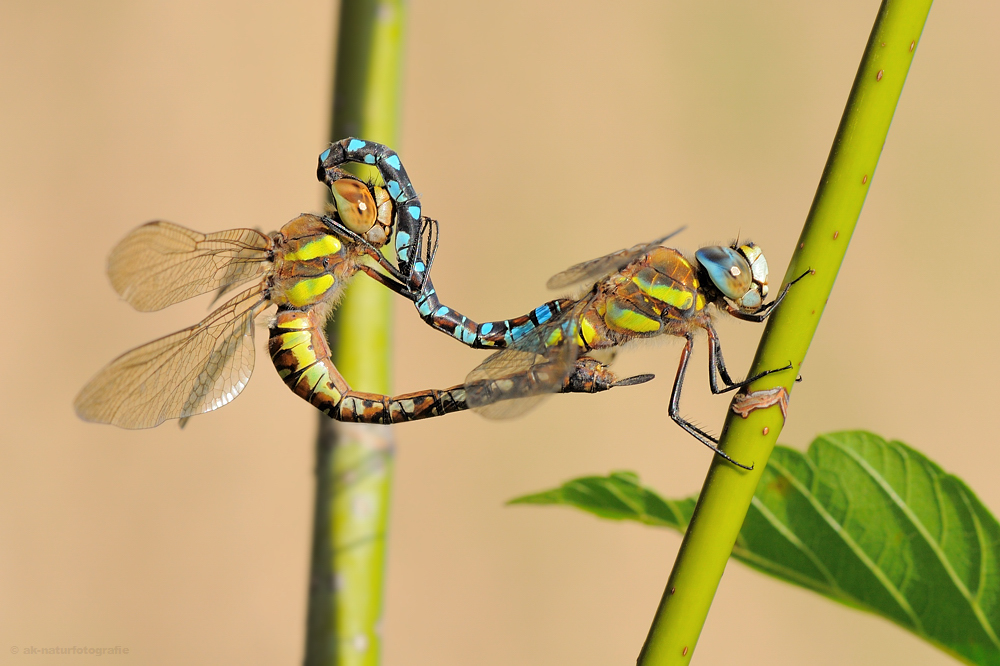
637;1;933;663
304;2;407;665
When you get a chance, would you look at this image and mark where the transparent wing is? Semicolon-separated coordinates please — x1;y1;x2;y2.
465;300;590;419
75;284;269;429
545;227;686;292
108;221;273;312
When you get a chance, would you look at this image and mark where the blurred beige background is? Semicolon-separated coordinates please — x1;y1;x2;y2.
1;1;995;664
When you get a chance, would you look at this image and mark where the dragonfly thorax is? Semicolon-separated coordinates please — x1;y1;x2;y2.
695;242;770;313
270;214;359;309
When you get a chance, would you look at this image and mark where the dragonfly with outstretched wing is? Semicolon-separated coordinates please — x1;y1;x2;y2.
318;141;809;468
459;234;810;469
76;149;641;428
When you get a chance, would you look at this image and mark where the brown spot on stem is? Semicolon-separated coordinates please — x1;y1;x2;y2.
670;587;676;595
910;40;915;52
833;231;839;240
682;647;689;656
877;70;884;81
763;426;769;435
862;174;868;184
799;242;805;249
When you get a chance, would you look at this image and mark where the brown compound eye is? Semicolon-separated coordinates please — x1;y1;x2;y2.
332;179;377;234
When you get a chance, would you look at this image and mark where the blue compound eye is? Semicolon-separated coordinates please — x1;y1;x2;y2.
332;179;377;234
695;246;753;302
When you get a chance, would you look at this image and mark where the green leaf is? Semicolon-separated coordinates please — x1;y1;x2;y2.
510;432;1000;666
510;471;695;529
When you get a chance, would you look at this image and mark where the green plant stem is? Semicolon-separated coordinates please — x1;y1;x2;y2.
304;2;407;665
637;2;933;663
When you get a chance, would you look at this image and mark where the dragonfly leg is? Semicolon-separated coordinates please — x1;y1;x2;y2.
318;139;425;288
670;333;753;470
706;325;792;394
358;265;415;301
727;268;812;323
321;217;411;286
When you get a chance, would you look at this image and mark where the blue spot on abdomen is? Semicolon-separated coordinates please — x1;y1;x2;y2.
386;180;403;200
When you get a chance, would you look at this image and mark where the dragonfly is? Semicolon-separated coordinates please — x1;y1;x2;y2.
74;159;643;429
460;235;810;468
320;140;807;467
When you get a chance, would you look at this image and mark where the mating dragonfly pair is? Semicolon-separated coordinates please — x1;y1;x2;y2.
75;138;803;468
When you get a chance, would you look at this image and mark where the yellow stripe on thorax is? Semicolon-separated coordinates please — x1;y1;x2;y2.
579;317;598;347
605;300;661;333
285;275;336;307
634;277;694;311
283;235;342;262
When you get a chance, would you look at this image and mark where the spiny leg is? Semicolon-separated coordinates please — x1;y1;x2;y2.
726;268;812;323
670;333;753;470
358;265;414;299
705;324;793;395
322;216;411;286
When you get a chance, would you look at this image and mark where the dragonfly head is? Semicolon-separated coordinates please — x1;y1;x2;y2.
330;176;394;247
695;241;769;312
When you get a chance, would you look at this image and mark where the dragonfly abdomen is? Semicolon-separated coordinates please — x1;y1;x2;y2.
268;309;467;423
415;281;573;348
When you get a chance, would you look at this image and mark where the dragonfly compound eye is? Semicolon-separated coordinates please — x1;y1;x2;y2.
734;242;770;309
695;245;752;303
332;178;377;234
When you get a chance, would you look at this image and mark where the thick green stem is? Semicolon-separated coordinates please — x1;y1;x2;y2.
304;2;406;665
637;1;933;663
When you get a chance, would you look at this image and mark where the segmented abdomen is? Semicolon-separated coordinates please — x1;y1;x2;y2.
267;309;468;423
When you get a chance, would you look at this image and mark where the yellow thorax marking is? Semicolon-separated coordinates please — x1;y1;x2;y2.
579;317;598;347
286;275;336;307
606;301;661;333
633;277;694;311
283;235;342;263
